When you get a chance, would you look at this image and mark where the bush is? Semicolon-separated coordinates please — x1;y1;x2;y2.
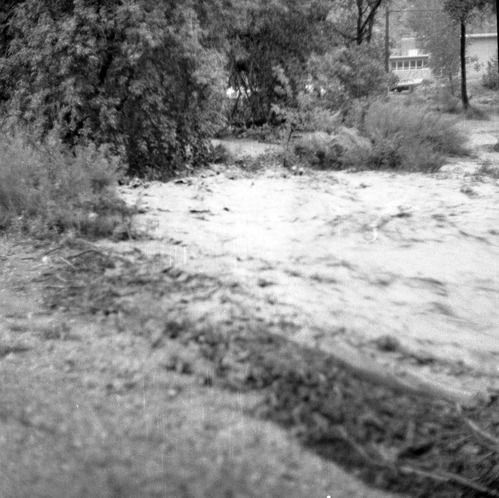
482;54;499;90
431;85;462;114
474;161;499;179
207;142;234;164
0;1;227;178
363;101;468;172
293;128;372;170
273;93;343;134
0;131;131;238
288;101;469;173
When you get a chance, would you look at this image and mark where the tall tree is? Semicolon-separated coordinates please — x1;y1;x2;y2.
493;0;499;77
0;0;227;176
225;0;334;126
444;0;489;110
328;0;386;45
409;5;460;93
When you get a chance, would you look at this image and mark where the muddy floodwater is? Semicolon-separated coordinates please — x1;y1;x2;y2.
100;118;499;398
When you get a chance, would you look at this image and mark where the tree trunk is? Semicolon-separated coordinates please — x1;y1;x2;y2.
460;19;469;111
356;0;363;44
496;0;499;78
384;5;390;72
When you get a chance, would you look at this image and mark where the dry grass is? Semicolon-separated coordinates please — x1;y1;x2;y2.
0;132;132;238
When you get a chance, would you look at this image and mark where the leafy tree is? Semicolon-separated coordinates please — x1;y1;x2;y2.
327;0;386;45
307;44;390;106
225;0;334;127
491;0;499;78
0;0;227;177
444;0;489;109
226;0;390;128
408;4;460;93
0;0;397;175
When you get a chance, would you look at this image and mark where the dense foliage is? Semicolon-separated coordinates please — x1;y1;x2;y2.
226;0;392;129
0;0;395;176
225;0;335;127
290;100;467;173
327;0;385;45
0;0;226;177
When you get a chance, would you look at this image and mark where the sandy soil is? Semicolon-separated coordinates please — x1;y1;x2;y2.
101;117;499;401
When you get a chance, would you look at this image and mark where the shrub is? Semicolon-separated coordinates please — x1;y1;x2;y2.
362;101;468;172
482;54;499;90
273;93;343;135
288;101;469;173
464;105;489;121
431;85;462;114
0;131;131;238
428;84;489;120
207;142;234;164
474;161;499;179
293;128;371;170
0;1;227;178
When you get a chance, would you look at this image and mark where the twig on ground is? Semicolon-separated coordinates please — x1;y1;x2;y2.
59;257;76;269
333;425;389;469
326;422;499;496
399;465;499;498
53;273;67;283
66;249;106;260
41;244;66;257
464;417;499;453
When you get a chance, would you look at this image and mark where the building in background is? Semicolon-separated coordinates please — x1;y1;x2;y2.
390;34;498;82
389;38;431;81
467;33;497;80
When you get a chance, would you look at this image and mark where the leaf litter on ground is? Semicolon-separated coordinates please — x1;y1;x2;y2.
40;245;499;498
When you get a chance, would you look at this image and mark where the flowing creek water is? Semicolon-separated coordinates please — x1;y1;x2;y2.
99;117;499;400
